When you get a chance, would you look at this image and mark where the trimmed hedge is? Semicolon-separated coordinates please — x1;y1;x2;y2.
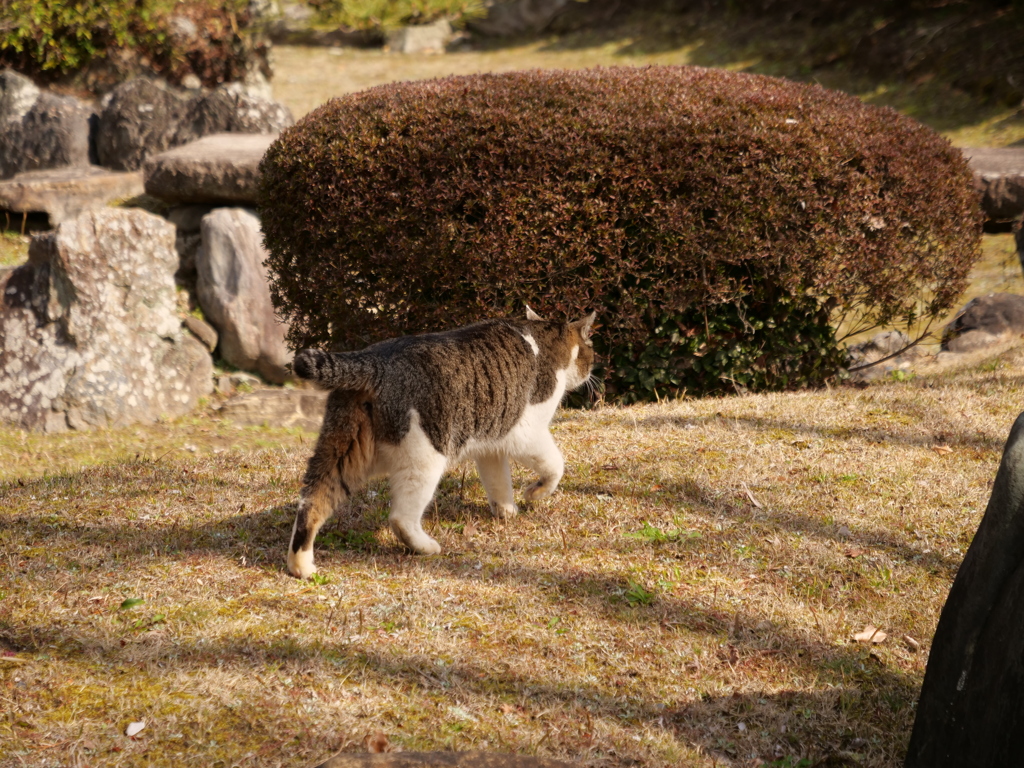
0;0;268;92
258;65;981;401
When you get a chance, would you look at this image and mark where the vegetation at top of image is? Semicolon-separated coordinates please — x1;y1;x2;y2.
0;0;269;91
306;0;485;29
544;0;1024;112
259;65;981;402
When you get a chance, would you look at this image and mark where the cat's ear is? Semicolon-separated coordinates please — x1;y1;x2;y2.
525;305;543;321
576;311;597;340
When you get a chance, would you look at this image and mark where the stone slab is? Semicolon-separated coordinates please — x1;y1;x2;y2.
143;132;277;205
0;166;144;225
964;147;1024;223
385;20;453;54
215;387;326;432
315;752;577;768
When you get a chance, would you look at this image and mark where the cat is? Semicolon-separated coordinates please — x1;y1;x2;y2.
285;307;597;579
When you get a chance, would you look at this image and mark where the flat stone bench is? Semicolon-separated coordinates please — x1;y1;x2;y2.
143;132;277;205
964;146;1024;223
0;166;143;226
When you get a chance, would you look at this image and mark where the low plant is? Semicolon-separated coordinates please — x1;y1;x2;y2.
0;0;269;91
259;66;981;401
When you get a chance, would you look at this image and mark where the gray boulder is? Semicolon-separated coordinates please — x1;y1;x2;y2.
964;147;1024;223
846;330;925;381
95;78;190;171
467;0;574;36
0;208;212;432
143;133;276;205
942;292;1024;353
175;82;293;143
905;411;1024;765
197;207;291;383
96;77;292;172
167;204;215;279
0;69;40;123
0;92;94;180
386;20;454;54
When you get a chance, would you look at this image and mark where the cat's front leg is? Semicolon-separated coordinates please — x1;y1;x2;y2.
476;454;517;519
521;429;565;502
387;456;446;555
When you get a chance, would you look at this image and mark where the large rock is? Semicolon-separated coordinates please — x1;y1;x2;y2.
942;292;1024;353
197;207;291;382
96;78;292;172
0;167;144;226
964;147;1024;223
386;20;453;54
846;329;926;381
467;0;574;36
905;411;1024;766
0;208;213;432
175;82;293;143
0;69;40;123
95;78;191;171
143;133;276;205
0;92;94;180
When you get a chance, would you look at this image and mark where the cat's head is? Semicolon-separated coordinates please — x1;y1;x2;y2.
526;306;597;391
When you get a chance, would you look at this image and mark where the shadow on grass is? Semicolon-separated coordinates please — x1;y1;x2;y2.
0;575;919;765
632;409;1007;454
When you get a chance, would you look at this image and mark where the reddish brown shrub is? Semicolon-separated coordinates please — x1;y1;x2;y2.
259;66;981;400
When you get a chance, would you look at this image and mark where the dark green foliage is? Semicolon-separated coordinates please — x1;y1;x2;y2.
258;66;981;401
0;0;268;92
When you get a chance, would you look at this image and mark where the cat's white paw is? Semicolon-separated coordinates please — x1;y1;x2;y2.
287;548;317;579
491;501;518;520
525;480;555;502
390;520;442;555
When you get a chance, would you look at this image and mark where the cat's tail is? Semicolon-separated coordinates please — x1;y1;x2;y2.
292;349;377;391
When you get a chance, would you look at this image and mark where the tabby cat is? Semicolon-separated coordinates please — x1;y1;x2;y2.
286;307;597;578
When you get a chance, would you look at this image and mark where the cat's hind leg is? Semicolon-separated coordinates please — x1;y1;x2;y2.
476;453;517;519
386;411;446;555
520;429;565;502
288;390;374;579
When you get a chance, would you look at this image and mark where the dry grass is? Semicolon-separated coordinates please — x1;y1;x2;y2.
4;346;1024;767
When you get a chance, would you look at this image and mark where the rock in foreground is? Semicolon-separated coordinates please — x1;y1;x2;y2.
0;208;212;431
905;411;1024;765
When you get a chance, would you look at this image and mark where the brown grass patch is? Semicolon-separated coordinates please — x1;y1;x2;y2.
4;345;1024;766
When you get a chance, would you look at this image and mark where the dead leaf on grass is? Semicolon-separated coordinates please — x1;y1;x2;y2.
853;625;887;644
125;721;145;737
741;483;763;508
463;520;477;540
931;445;954;456
904;634;921;652
364;731;393;753
845;547;867;558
